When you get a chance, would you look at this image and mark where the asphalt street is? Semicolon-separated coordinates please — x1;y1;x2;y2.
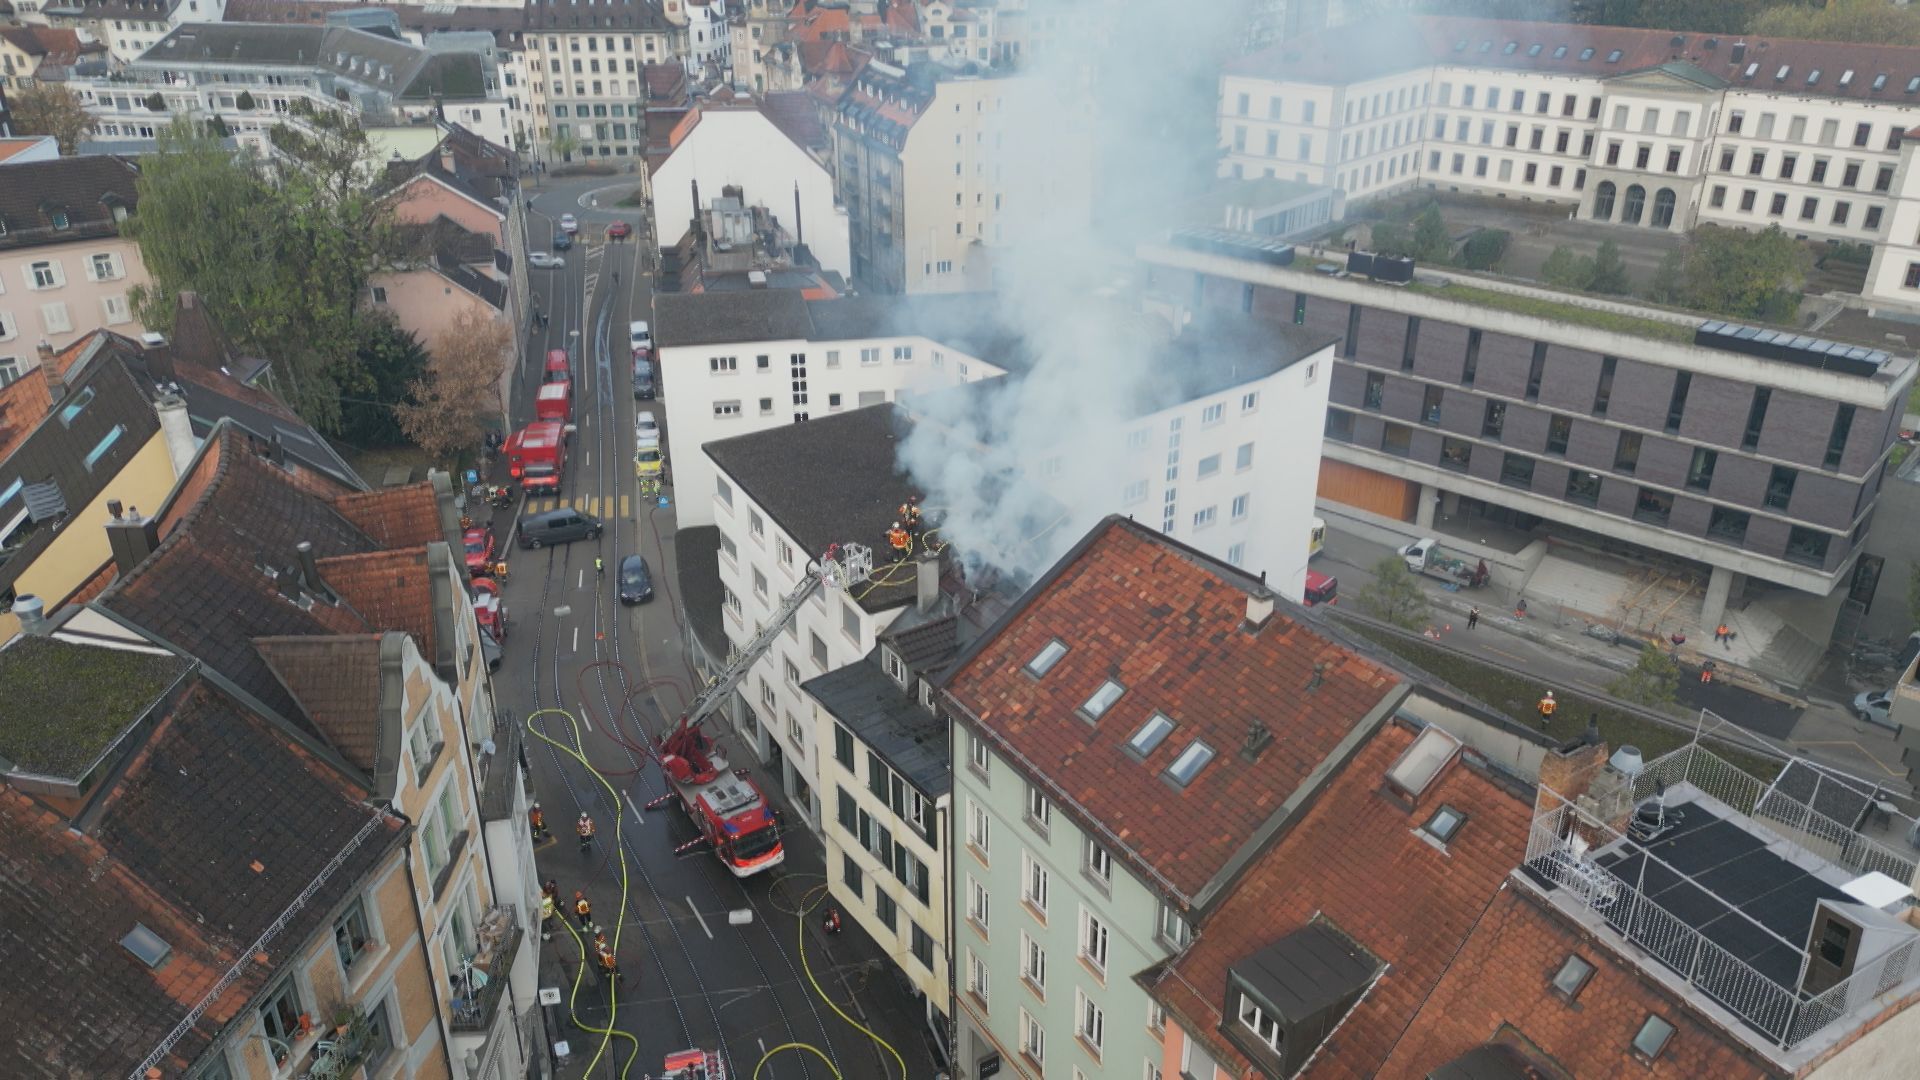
480;175;941;1080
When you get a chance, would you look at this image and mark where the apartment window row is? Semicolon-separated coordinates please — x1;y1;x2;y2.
1427;149;1583;192
1718;145;1895;195
1728;109;1905;154
1706;183;1884;231
1433;114;1591;159
836;786;931;905
1437;82;1599;122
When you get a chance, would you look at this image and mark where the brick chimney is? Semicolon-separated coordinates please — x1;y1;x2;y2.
37;341;62;402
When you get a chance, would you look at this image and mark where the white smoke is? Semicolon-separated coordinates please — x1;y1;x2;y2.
895;0;1252;582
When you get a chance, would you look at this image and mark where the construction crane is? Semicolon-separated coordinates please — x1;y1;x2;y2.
648;543;872;876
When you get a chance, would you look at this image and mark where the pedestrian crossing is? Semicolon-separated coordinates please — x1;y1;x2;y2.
526;495;631;517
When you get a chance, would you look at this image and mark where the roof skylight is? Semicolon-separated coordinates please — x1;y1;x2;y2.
1907;76;1920;94
1874;73;1889;91
1502;41;1518;55
1840;70;1854;88
1527;43;1542;57
1025;639;1067;677
1606;49;1623;63
1807;69;1820;85
1423;804;1467;843
1579;47;1595;60
1080;680;1124;721
1165;741;1216;788
1127;712;1175;757
1776;64;1791;81
1552;45;1567;59
1385;726;1462;797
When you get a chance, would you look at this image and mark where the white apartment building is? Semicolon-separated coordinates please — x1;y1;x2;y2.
830;59;1092;294
1222;16;1920;253
648;95;851;276
31;0;228;65
72;21;514;155
683;0;731;79
652;291;1018;530
657;288;1337;601
523;0;673;163
0;156;148;365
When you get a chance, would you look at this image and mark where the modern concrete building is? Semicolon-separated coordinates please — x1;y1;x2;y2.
942;515;1409;1080
1139;229;1917;669
0;155;148;362
829;57;1090;294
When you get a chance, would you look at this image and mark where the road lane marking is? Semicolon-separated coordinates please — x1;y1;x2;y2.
572;626;579;653
584;450;591;468
624;792;645;824
619;495;630;517
688;897;713;939
577;569;583;590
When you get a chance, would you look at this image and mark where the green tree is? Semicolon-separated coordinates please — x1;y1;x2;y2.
1540;246;1593;290
1458;228;1510;271
1410;205;1453;264
1358;556;1431;630
1608;647;1681;710
144;93;166;112
130;117;397;429
1679;225;1807;321
1647;249;1686;305
549;131;580;162
336;319;428;447
1370;221;1411;257
6;84;98;154
1588;240;1631;295
1751;0;1920;45
235;90;256;111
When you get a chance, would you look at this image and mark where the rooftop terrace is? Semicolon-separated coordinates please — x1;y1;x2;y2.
1522;741;1920;1063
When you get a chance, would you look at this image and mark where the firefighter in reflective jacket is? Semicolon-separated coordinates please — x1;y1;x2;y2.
574;890;593;929
886;522;911;556
539;892;558;940
1536;690;1557;727
528;802;549;841
595;932;621;983
577;813;595;852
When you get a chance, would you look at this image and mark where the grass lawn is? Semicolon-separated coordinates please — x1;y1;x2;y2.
1407;280;1697;344
337;443;445;488
1342;620;1784;781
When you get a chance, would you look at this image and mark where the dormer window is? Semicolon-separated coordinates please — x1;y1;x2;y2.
882;647;906;686
1225;922;1380;1076
50;209;70;230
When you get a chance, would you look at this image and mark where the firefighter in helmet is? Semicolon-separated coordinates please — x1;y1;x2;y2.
595;931;621;982
539;890;559;941
577;812;596;852
886;522;911;556
528;802;549;841
574;890;594;929
1536;690;1558;727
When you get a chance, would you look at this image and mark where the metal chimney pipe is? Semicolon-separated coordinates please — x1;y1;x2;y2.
295;541;336;602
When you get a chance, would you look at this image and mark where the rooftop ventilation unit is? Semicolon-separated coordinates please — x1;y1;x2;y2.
1694;320;1892;377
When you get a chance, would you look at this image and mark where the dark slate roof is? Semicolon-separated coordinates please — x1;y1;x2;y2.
885;614;959;670
1233;920;1380;1023
675;525;730;667
255;634;383;773
1428;1044;1543;1080
803;654;950;796
0;677;405;1079
95;426;380;727
0;154;138;253
222;0;526;46
527;0;668;32
703;405;923;612
654;288;814;348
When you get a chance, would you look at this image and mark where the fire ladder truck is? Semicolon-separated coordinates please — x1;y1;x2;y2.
646;543;873;877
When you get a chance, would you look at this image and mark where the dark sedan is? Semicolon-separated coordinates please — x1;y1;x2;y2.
618;555;654;604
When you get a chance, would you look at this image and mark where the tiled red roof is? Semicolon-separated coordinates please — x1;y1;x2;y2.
319;549;439;661
1374;886;1766;1079
0;677;403;1078
330;481;446;549
1148;722;1533;1080
256;634;385;772
0;25;101;64
944;517;1402;905
1232;14;1920;102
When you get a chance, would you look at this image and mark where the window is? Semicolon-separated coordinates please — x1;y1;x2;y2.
1241;391;1258;412
713;400;741;418
1423;804;1466;843
710;355;737;373
83;426;124;471
1020;1009;1047;1065
860;347;881;365
1686;448;1717;490
1421;384;1444;424
1826;405;1855;469
1462;329;1480;384
843;852;864;897
1440;437;1472;473
89;253;119;281
833;723;854;769
1565;470;1601;507
1022;852;1051;916
1128;712;1175;757
1239;994;1282;1052
1236;443;1254;471
1192;506;1218;529
1482;400;1506;439
1500;453;1534;488
1856;121;1873;147
333;897;373;972
1634;488;1673;526
1159;903;1193;948
1165;740;1215;787
258;977;305;1057
1026;784;1051;832
1632;1015;1675;1059
968;799;991;855
27;261;59;289
968;950;990;1000
1086;840;1112;884
1201;402;1224;426
970;731;990;776
1665;371;1691;433
1766;466;1797;510
1026;639;1067;677
1740;190;1757;212
968;875;991;929
1786;526;1830;567
1080;680;1124;721
874;890;897;932
1021;931;1047;991
1081;908;1110;972
1197;453;1221;478
911;923;933;969
1076;991;1106;1055
1708;507;1750;544
1551;955;1595;999
1546;414;1571;455
1231;494;1250;521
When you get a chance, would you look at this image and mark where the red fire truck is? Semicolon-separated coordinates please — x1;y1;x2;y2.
649;720;784;877
535;381;573;425
543;348;570;384
503;420;567;492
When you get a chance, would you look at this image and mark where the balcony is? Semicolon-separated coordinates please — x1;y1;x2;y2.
475;704;525;823
450;904;524;1033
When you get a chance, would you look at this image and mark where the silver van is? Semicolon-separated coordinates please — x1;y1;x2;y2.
517;508;603;549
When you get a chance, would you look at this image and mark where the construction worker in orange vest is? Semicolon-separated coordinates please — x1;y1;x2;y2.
577;812;596;853
528;802;549;841
1537;690;1557;728
574;890;594;930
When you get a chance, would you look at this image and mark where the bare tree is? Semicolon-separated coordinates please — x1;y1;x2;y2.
9;85;99;155
396;307;511;462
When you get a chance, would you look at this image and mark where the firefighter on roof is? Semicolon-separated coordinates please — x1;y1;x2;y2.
886;522;911;556
574;890;594;929
1536;690;1557;727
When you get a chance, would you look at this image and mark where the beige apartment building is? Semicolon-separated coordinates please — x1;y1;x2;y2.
0;155;148;373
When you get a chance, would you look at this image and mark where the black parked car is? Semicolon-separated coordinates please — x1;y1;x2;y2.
553;232;574;251
618;555;654;604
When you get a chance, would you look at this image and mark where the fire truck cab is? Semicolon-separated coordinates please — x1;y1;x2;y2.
535;380;573;425
659;1049;723;1080
504;420;567;491
543;349;570;384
